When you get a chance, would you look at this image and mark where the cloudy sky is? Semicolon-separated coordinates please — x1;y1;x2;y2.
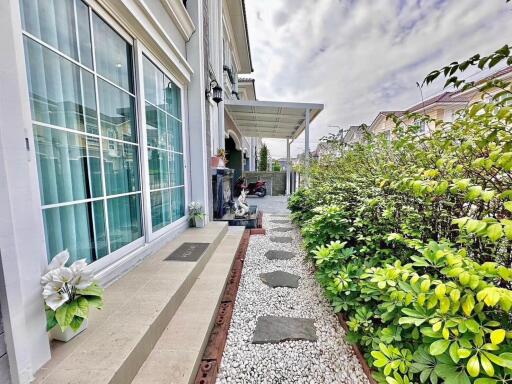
244;0;512;158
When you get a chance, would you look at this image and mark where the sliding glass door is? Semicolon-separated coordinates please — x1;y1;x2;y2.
21;0;143;265
142;56;185;233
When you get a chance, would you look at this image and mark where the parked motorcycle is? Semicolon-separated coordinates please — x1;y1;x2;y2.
234;177;267;198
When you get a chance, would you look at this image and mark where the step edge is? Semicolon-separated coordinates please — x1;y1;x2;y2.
108;223;229;384
130;228;244;384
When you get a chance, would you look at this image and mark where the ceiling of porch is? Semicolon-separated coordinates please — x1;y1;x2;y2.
224;100;324;140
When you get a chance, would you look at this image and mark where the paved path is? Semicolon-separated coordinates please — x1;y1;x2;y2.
216;200;369;384
246;195;290;215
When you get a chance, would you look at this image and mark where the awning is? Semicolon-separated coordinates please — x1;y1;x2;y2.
224;100;324;140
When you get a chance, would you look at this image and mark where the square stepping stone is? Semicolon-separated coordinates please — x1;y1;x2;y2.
270;220;291;224
265;250;295;260
252;316;317;344
259;271;300;288
272;227;294;233
270;236;292;243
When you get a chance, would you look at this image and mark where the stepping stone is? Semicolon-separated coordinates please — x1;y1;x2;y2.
271;220;291;224
272;227;294;233
259;271;300;288
270;236;292;243
252;316;317;344
265;250;295;260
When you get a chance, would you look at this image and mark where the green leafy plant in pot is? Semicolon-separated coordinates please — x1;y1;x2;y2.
189;201;206;227
41;250;103;342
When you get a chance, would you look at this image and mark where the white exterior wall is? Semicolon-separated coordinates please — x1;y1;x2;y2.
0;2;52;382
0;0;212;382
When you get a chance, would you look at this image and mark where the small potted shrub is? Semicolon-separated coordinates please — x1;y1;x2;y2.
188;201;206;227
41;250;104;342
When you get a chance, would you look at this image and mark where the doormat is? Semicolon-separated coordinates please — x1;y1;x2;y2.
165;242;210;262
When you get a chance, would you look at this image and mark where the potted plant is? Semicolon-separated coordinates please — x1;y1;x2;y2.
188;201;206;228
212;148;228;168
41;250;104;342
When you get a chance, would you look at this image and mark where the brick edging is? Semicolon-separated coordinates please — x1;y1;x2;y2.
193;228;252;384
336;313;378;384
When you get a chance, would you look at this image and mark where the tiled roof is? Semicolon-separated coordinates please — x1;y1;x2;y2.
477;65;512;83
408;91;471;113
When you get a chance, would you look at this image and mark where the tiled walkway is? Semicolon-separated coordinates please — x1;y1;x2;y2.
216;197;369;384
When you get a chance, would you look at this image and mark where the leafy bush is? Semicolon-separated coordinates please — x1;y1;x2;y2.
290;75;512;384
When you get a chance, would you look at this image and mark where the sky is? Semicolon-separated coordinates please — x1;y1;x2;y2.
243;0;512;158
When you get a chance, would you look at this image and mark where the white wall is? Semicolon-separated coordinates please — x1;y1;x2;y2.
0;1;52;382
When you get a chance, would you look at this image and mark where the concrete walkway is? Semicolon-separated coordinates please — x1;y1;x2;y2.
216;199;369;384
247;195;290;214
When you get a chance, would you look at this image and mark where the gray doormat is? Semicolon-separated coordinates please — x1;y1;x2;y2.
165;243;210;262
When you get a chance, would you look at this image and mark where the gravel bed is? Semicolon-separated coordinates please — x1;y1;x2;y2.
216;214;370;384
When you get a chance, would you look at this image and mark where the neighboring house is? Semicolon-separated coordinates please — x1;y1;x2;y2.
367;66;512;141
369;111;405;140
344;125;367;145
369;93;471;139
311;141;342;159
462;66;512;105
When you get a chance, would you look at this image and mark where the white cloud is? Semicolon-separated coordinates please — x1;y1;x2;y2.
244;0;512;158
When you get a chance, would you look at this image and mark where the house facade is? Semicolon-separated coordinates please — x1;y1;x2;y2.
366;67;512;141
367;90;472;139
0;0;260;382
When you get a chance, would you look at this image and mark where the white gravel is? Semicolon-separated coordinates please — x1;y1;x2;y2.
216;214;370;384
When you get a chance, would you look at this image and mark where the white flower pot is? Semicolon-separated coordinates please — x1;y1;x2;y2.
50;319;88;342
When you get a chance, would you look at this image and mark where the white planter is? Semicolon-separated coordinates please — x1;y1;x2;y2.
196;217;205;228
50;319;88;342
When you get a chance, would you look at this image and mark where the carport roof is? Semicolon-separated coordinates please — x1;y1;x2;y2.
224;100;324;140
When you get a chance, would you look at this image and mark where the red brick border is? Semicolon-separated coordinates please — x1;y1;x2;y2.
193;229;252;384
336;314;378;384
249;228;266;235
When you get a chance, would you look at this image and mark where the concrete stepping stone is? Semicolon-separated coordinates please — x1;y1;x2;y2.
270;236;292;243
252;316;317;344
265;250;295;260
270;220;291;224
259;270;300;288
271;227;294;233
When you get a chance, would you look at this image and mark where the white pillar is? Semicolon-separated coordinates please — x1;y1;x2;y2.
286;138;291;195
0;0;52;381
304;108;310;186
186;0;210;220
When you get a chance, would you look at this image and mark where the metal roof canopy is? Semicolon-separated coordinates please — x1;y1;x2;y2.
225;99;324;192
224;100;324;140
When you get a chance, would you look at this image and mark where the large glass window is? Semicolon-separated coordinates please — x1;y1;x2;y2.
22;0;143;264
143;56;185;232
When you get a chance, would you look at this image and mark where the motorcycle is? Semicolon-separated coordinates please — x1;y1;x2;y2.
234;177;267;198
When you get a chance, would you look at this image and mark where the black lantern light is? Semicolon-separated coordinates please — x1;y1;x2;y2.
206;80;223;104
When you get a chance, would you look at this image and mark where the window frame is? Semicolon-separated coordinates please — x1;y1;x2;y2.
135;44;189;243
21;0;189;273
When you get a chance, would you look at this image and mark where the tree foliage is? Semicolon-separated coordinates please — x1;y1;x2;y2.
259;144;269;171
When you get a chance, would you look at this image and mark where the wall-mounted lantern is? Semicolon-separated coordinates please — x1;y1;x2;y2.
206;80;223;104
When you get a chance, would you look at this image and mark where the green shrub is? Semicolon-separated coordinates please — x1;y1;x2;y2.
289;76;512;384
